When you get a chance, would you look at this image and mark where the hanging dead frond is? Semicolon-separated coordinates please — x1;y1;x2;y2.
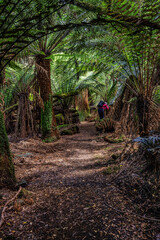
30;88;44;110
35;62;48;77
0;92;4;112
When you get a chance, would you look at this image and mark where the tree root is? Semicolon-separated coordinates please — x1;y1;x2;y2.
0;186;22;227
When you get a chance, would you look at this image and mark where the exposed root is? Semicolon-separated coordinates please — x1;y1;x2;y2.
0;187;22;227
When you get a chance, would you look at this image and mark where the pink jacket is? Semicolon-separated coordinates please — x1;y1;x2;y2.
102;103;109;110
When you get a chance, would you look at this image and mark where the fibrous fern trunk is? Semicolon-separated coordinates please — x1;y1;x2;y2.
0;110;16;188
77;89;90;112
15;94;34;138
0;60;5;86
36;55;59;140
136;94;150;136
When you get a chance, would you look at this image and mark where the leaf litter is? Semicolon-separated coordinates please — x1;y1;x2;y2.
0;121;160;240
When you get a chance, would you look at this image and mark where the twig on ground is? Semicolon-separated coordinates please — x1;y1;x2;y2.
105;154;143;185
0;187;22;227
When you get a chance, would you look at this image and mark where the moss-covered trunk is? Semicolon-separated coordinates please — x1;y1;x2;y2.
36;55;59;140
0;110;16;188
0;60;5;86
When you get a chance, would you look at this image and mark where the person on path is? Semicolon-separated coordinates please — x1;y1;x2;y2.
98;101;109;119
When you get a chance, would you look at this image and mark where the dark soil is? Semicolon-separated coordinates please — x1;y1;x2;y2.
0;121;160;240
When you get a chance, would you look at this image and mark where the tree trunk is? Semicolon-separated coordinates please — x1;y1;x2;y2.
0;110;16;188
20;94;26;138
78;89;90;112
83;89;89;112
15;94;34;138
136;94;149;136
0;60;5;86
36;55;59;140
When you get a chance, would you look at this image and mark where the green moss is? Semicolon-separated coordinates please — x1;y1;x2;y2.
134;114;139;122
94;154;104;159
42;136;57;143
55;113;64;124
0;111;11;156
103;165;120;175
103;166;113;175
78;111;90;121
41;98;52;138
104;146;112;151
104;136;124;143
116;135;125;142
57;124;69;129
0;111;16;187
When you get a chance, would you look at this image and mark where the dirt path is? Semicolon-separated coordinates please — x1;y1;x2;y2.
0;122;158;239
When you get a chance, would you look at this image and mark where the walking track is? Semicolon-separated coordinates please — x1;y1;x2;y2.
0;122;158;239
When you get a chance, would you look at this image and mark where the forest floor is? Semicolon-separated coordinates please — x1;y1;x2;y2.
0;121;160;240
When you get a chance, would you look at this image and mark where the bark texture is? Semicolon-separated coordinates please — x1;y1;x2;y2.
0;111;16;188
77;89;89;112
136;94;150;136
0;60;5;86
36;55;59;140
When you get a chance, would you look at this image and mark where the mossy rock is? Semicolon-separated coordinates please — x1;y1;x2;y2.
43;136;57;143
61;129;73;135
71;125;80;134
60;125;79;135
